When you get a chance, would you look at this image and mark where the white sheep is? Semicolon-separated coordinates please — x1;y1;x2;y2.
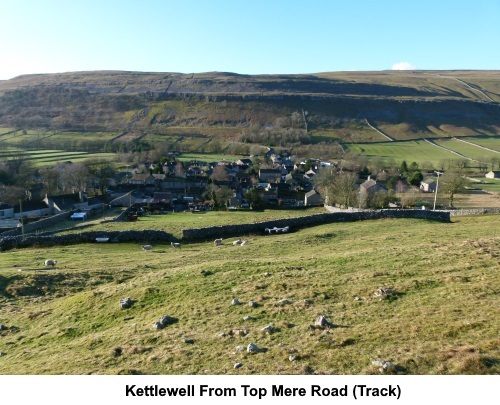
44;259;57;268
214;238;223;246
171;242;181;248
232;239;243;245
240;240;247;246
141;245;153;251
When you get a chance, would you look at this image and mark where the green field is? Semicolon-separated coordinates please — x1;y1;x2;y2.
433;138;500;161
0;127;16;135
0;214;498;374
45;208;327;238
0;148;116;165
462;136;500;152
177;152;249;162
345;139;458;165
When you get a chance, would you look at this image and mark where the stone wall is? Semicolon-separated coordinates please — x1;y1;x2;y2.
0;230;176;252
448;208;500;216
0;211;73;237
181;209;450;241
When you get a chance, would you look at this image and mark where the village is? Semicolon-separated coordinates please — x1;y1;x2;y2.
1;144;499;233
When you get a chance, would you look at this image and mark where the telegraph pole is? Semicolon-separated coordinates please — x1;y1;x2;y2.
433;171;443;211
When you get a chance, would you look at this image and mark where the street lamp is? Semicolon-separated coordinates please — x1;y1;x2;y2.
433;171;443;210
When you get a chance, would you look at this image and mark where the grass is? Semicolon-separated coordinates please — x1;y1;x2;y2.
43;208;327;238
177;152;248;162
0;214;498;375
433;138;500;161
346;139;458;166
462;136;500;152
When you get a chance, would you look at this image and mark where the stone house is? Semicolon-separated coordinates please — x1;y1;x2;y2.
304;190;324;206
259;168;282;183
420;178;437;193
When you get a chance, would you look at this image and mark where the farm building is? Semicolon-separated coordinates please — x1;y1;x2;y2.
304;190;324;206
420;178;437;193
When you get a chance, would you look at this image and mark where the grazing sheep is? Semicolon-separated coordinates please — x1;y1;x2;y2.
240;240;247;246
141;245;153;251
44;259;57;268
232;239;243;245
171;242;181;248
214;238;223;246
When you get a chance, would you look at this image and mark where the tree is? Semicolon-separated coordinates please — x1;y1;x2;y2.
60;162;89;193
174;161;185;177
0;185;26;205
210;165;229;182
331;172;358;208
439;170;470;208
408;171;423;187
400;161;408;176
400;187;420;208
315;168;358;208
86;159;116;195
245;188;265;210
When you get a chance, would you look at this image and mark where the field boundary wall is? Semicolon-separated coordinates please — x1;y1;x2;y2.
181;209;451;241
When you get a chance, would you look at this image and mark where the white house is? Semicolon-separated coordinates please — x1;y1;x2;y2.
485;171;500;179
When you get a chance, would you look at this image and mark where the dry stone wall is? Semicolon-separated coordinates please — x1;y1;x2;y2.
0;230;176;252
181;209;450;241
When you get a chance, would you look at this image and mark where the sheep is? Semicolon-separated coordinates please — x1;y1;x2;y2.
232;239;243;245
240;240;247;246
214;238;223;246
44;259;57;268
171;242;181;248
141;245;153;251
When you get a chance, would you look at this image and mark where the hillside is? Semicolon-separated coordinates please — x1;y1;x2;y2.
0;70;499;144
0;215;498;375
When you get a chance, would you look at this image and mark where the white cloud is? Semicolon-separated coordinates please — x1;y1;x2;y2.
392;62;417;70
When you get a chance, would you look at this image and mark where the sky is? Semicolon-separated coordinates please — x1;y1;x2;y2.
0;0;499;80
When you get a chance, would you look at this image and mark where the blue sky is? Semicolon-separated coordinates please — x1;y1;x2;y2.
0;0;499;80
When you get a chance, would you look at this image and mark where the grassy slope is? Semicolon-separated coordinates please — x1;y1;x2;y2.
0;215;498;375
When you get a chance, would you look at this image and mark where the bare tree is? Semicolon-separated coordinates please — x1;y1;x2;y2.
210;165;229;182
439;170;470;208
60;163;89;193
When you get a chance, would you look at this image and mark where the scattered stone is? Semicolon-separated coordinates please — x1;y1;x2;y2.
248;301;258;308
112;347;122;357
354;296;362;301
276;299;292;306
304;299;313;305
321;330;331;336
9;326;19;332
260;325;274;333
218;333;227;338
289;354;296;361
200;270;213;276
372;360;395;373
154;315;175;329
374;288;398;300
184;338;195;344
247;343;262;353
315;315;334;328
232;298;241;305
234;362;243;369
119;297;132;309
236;346;245;353
0;352;6;357
232;329;247;337
264;272;271;277
0;324;7;331
243;316;254;321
